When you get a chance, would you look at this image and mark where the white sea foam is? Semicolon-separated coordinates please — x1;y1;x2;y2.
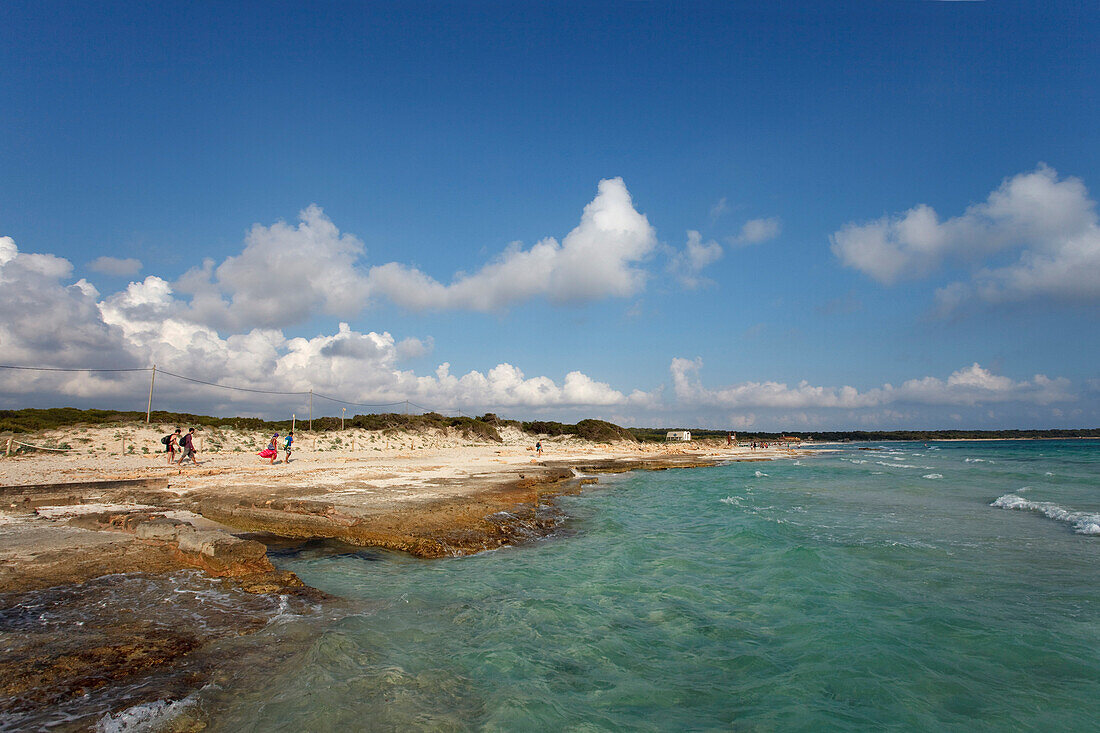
95;694;198;733
876;461;919;469
991;494;1100;535
754;470;768;477
923;474;943;479
720;496;742;505
965;458;987;463
1045;472;1055;476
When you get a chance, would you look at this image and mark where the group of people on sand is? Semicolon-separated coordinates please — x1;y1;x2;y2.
162;428;294;466
162;428;198;465
259;431;293;465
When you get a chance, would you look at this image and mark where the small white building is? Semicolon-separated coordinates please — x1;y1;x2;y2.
665;430;691;442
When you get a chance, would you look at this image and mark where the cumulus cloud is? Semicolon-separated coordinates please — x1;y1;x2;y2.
0;237;134;370
88;256;142;277
671;358;1073;410
159;178;658;324
668;230;723;288
175;204;371;331
366;178;658;311
832;165;1100;310
0;235;656;416
730;217;781;246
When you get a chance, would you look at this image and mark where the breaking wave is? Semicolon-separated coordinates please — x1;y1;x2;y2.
991;494;1100;535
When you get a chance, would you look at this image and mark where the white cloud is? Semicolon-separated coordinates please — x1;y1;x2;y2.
709;197;729;220
833;165;1100;309
731;217;781;245
0;237;134;372
161;179;658;323
366;177;658;311
668;230;723;288
175;204;372;331
671;358;1073;410
88;256;142;276
0;235;657;416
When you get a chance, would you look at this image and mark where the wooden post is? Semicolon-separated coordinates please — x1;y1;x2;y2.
341;407;346;430
309;389;313;431
5;437;12;456
292;414;296;433
146;364;156;423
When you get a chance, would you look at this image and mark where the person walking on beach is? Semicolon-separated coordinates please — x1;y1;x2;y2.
164;428;181;465
284;431;294;463
177;428;199;465
264;433;279;465
536;440;542;457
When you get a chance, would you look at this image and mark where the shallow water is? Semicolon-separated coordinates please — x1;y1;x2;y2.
67;441;1100;729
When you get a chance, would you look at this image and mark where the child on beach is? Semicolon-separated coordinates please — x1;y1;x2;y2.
262;433;279;464
284;431;294;463
536;440;542;457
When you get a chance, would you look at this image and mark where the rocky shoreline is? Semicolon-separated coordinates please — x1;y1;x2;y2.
0;429;813;727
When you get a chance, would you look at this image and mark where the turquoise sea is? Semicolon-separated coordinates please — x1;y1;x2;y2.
104;440;1100;730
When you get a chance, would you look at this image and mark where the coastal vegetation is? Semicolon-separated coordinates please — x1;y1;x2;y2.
1;408;1095;443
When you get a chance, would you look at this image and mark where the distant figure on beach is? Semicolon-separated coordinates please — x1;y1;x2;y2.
536;440;542;457
727;432;733;446
260;433;279;464
162;428;181;464
284;431;294;463
177;428;198;465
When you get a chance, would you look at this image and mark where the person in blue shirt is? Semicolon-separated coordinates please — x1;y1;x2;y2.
284;431;294;463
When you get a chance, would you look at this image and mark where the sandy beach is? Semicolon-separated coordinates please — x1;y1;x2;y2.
1;422;809;587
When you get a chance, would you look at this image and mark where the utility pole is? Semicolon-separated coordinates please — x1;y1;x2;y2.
146;364;156;423
341;407;346;430
309;389;313;431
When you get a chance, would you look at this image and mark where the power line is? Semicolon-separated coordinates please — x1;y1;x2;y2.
155;369;311;396
312;392;407;408
0;363;476;418
0;364;150;373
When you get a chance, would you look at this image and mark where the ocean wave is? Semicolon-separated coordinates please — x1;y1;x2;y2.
720;496;742;505
876;461;919;469
754;470;768;477
923;474;943;479
991;494;1100;535
95;694;200;733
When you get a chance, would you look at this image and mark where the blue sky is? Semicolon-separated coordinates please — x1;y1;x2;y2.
2;1;1098;429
